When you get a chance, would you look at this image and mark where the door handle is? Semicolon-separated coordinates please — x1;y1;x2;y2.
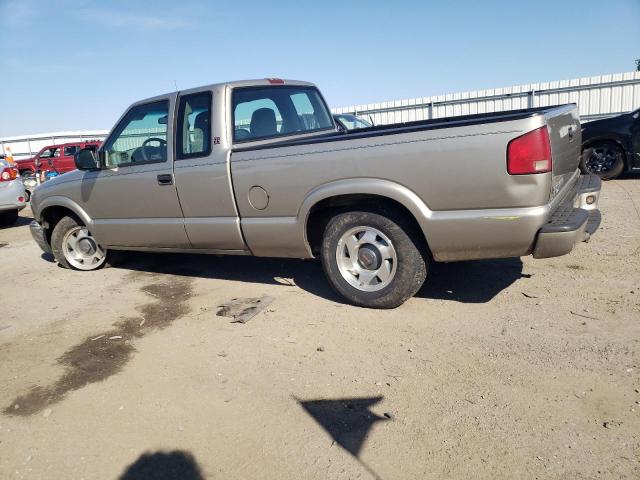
157;174;173;185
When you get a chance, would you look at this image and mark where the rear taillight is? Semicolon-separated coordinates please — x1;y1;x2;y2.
0;167;18;182
507;126;552;175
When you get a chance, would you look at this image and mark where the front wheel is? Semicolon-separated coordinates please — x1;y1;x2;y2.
51;216;118;270
580;142;625;180
320;210;427;308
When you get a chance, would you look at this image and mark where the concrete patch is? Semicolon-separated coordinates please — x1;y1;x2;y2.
3;277;193;416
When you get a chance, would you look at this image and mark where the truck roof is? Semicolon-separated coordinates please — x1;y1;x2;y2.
221;78;315;89
132;79;317;107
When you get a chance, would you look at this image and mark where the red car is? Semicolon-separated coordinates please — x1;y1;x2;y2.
16;141;102;177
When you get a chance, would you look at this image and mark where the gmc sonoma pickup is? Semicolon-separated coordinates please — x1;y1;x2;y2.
29;79;601;308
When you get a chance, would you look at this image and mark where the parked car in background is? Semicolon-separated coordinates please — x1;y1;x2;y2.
0;158;27;226
29;78;600;308
16;145;58;178
580;108;640;179
333;113;373;130
15;141;102;178
49;141;102;174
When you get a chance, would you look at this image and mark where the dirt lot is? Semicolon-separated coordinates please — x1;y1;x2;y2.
1;179;639;480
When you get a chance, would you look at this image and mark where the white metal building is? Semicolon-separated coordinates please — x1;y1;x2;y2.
332;71;640;126
2;71;639;160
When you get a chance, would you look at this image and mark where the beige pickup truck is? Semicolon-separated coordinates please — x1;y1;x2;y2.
30;78;601;308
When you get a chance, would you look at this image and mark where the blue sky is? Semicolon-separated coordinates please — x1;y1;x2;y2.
0;0;638;136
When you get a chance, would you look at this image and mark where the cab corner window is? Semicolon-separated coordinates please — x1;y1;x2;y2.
103;100;169;167
177;91;212;160
232;86;333;142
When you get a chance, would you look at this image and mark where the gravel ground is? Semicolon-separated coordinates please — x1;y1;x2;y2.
0;179;638;480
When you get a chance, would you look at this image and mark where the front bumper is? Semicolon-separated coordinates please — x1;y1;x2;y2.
533;175;601;259
30;220;52;254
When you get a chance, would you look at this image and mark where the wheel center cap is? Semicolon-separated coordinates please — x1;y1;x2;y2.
357;244;381;270
77;238;96;255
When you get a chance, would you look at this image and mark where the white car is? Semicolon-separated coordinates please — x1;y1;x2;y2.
0;159;27;226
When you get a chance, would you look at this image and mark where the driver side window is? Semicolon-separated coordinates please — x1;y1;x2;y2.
103;100;169;167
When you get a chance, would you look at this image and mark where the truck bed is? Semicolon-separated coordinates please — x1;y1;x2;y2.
231;103;583;261
234;105;574;152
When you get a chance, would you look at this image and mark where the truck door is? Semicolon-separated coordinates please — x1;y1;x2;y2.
52;145;76;173
81;95;190;248
171;88;245;251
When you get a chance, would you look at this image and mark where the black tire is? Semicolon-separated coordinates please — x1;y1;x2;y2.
580;142;625;180
320;209;427;309
51;215;121;270
0;209;19;226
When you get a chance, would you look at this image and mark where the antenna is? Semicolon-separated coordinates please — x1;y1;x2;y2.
173;80;178;91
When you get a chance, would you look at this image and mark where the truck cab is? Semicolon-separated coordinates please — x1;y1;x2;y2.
31;79;337;251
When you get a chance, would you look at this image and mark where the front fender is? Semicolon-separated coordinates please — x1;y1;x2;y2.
35;195;94;228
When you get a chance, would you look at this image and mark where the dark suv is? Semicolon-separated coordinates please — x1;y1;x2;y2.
580;108;640;179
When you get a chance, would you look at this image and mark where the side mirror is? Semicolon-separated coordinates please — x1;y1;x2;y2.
74;148;100;170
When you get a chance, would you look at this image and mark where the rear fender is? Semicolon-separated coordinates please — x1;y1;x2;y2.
298;178;433;256
582;135;629;154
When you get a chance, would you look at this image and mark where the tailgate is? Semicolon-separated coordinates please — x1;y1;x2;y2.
545;105;581;200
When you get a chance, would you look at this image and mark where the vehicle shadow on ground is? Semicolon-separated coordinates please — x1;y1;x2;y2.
119;450;204;480
120;252;525;305
416;257;527;303
0;213;33;230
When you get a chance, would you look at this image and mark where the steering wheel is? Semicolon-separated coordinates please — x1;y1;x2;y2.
141;137;167;161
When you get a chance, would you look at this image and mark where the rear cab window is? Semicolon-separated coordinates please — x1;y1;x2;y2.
232;85;333;143
64;145;79;156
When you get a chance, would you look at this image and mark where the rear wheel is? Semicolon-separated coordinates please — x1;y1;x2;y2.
51;216;119;270
580;142;625;180
320;210;427;308
0;209;19;226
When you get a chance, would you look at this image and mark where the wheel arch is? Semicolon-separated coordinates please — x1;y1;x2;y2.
37;196;92;225
38;197;93;246
582;135;629;157
300;179;433;257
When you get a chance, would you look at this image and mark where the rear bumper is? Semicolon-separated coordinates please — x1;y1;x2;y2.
533;175;601;259
30;220;52;254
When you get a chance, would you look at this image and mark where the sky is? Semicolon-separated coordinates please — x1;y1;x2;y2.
0;0;638;137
